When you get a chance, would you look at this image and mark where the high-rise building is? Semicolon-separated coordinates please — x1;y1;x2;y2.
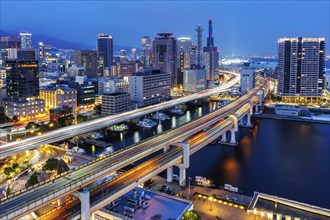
152;33;177;87
20;32;32;49
203;19;219;80
177;37;192;85
74;49;98;77
129;68;171;107
5;49;39;99
240;68;256;93
277;37;325;97
1;36;20;66
38;42;51;60
141;36;152;67
131;48;137;60
97;33;113;75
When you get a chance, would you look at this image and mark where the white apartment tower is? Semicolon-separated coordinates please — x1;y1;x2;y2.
277;37;325;97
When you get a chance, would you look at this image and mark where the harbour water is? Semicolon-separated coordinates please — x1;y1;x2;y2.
78;102;330;209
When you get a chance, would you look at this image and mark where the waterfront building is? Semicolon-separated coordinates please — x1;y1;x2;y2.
128;68;171;107
101;92;130;116
277;37;325;99
19;32;32;49
240;68;256;93
152;33;177;87
183;66;207;93
39;85;77;110
74;49;98;77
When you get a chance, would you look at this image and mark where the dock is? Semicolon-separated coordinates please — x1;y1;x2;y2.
84;138;112;148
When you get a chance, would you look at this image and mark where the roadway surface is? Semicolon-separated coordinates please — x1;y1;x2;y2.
0;71;240;159
0;80;265;220
39;105;250;220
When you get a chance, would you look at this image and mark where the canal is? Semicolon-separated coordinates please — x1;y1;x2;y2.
78;102;330;209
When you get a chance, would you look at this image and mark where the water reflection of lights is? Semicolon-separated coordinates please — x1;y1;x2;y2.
186;110;191;122
171;116;177;128
223;158;239;182
133;131;140;143
157;123;163;134
197;107;203;117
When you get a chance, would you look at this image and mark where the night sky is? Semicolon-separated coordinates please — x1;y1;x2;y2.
1;1;329;56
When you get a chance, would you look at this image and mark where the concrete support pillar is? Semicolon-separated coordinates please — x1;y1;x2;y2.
73;190;90;220
258;95;263;106
176;142;190;187
180;142;190;169
246;113;252;126
166;166;173;183
164;146;170;153
230;129;236;144
255;104;259;113
249;101;254;115
57;196;66;206
179;166;186;187
239;119;244;125
221;133;227;142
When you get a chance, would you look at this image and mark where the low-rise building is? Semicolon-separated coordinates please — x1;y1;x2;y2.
3;98;45;120
101;92;130;116
50;106;73;122
129;68;171;107
183;67;207;93
39;85;77;110
275;104;310;116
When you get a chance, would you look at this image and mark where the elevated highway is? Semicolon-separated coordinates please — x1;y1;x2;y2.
0;71;240;159
0;78;268;220
39;102;253;220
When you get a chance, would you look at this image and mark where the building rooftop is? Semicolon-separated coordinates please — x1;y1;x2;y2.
103;188;192;220
132;68;162;76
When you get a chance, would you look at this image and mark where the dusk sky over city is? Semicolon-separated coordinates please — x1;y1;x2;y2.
1;0;329;56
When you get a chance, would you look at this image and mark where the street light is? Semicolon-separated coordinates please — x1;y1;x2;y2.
209;196;213;211
188;176;192;198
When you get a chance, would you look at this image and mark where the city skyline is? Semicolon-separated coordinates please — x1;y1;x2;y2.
1;1;329;56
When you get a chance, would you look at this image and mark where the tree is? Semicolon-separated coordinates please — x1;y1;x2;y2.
6;186;11;196
43;158;59;171
181;210;201;220
12;116;19;123
26;172;40;187
4;167;14;176
26;122;39;129
12;163;19;170
94;104;102;114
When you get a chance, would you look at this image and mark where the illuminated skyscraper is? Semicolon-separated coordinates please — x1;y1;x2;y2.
20;32;32;49
97;33;113;75
152;33;177;87
141;36;152;67
177;37;192;85
203;19;219;80
277;37;325;97
74;49;98;77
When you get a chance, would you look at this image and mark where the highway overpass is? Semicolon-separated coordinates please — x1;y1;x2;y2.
0;71;240;159
0;78;268;220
